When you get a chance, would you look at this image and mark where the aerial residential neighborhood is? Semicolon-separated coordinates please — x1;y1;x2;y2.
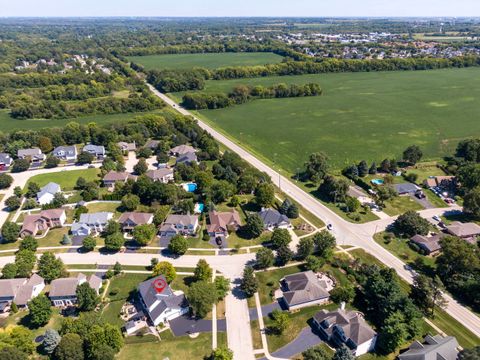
1;5;480;360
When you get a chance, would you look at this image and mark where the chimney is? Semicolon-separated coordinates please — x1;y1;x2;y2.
340;301;346;310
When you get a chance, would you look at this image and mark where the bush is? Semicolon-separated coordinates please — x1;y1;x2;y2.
168;235;188;255
0;173;13;189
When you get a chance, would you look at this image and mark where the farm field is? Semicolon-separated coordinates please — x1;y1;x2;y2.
0;109;162;132
127;52;284;71
171;67;480;172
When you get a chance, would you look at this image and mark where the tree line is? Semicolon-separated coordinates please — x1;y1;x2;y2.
181;82;322;110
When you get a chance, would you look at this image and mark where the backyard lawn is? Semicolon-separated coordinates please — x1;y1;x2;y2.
26;168;100;191
382;195;424;216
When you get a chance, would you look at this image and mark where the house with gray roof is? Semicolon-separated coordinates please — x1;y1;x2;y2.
313;305;377;356
445;222;480;243
395;183;421;195
83;144;106;160
49;273;102;307
398;335;459;360
0;274;45;312
410;234;444;255
280;271;330;310
36;182;61;205
159;214;199;237
103;171;137;190
52;145;78;161
170;144;197;156
0;153;13;170
71;212;114;236
117;141;136;152
258;208;291;231
118;212;154;232
17;148;46;164
176;152;198;165
146;168;174;183
138;275;188;326
145;140;160;150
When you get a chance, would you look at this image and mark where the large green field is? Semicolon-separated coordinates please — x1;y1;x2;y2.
171;67;480;172
127;52;284;71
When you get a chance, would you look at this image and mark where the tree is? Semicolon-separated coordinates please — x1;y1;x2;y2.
133;158;148;175
403;145;423;165
45;156;60;168
187;281;217;318
61;234;72;245
305;255;324;272
458;346;480;360
76;282;100;312
121;193;140;211
410;274;446;317
14;250;36;277
376;186;397;206
377;312;408;354
82;236;97;252
0;347;28;360
286;203;299;219
393;211;430;237
271;228;291;249
358;160;369;177
369;162;377;175
152;261;177;283
19;236;38;252
304;152;329;182
38;252;66;282
54;333;84;360
313;230;336;258
11;159;30;173
38;136;53;153
344;196;360;213
380;159;391;173
255;183;275;207
77;151;95;164
133;224;156;246
269;309;290;334
302;345;331;360
195;171;214;193
104;232;124;251
210;180;235;204
89;344;116;360
168;234;188;255
0;173;13;189
329;285;355;304
463;187;480;218
26;182;40;198
240;266;258;297
42;328;61;355
1;221;20;242
104;219;121;237
318;175;349;203
276;245;293;266
102;323;124;352
5;196;21;211
246;213;264;238
194;259;213;282
1;263;17;279
214;276;230;301
28;294;52;327
256;247;275;269
332;344;355;360
113;262;122;275
210;347;233;360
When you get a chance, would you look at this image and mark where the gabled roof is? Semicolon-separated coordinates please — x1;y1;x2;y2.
410;234;443;253
259;208;290;227
103;171;136;182
37;182;61;198
87;275;102;292
14;274;45;306
395;183;420;194
49;273;86;298
83;144;105;155
53;146;77;156
176;152;198;164
0;153;13;165
118;212;153;226
398;335;459;360
0;278;27;298
207;210;241;233
146;168;174;181
117;142;136;151
282;271;330;307
170;144;197;155
163;214;198;227
446;222;480;238
18;148;44;158
21;209;66;234
78;212;113;225
145;140;160;149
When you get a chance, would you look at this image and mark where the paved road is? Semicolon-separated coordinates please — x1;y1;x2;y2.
148;84;480;339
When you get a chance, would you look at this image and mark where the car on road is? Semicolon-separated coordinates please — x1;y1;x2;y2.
432;215;441;222
327;224;333;231
404;264;412;271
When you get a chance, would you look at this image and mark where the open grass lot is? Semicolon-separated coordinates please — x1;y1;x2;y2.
127;52;284;71
382;195;423;216
176;67;480;172
0;109;162;132
26;168;100;191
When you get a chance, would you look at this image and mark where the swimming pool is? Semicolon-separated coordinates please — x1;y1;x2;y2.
371;179;384;185
194;203;205;214
182;183;197;192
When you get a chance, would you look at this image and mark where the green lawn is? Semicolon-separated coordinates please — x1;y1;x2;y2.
382;195;424;216
86;201;122;216
127;52;284;71
26;168;101;191
174;67;480;171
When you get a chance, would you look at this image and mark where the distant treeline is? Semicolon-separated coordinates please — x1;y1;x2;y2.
182;83;322;110
147;55;480;93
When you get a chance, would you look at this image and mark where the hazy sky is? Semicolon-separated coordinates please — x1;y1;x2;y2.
2;0;480;17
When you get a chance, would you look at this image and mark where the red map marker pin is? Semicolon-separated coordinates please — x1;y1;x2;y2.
153;278;167;293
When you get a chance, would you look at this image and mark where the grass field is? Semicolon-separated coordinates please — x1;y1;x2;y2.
127;52;284;71
26;168;100;190
0;109;162;132
172;67;480;172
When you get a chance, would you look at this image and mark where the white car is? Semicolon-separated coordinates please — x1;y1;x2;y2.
327;224;333;231
432;215;441;222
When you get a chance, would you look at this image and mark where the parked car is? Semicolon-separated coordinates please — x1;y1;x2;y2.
432;215;441;222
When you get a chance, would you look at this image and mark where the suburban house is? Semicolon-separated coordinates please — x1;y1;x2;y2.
207;209;242;239
0;153;13;170
117;141;136;152
0;274;45;312
280;271;331;310
49;273;102;307
159;214;199;237
103;171;137;190
20;209;66;238
146;168;174;183
71;212;114;236
313;305;377;356
118;212;154;232
176;152;198;165
395;183;421;195
36;182;61;205
83;144;106;160
410;234;444;255
17;148;46;164
398;335;459;360
445;222;480;243
169;144;197;157
138;275;189;326
145;140;160;150
424;176;456;189
259;208;291;231
52;145;78;161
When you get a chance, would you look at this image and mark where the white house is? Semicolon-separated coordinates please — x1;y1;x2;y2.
49;273;102;307
0;274;45;312
71;212;113;236
52;146;78;161
36;182;61;205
